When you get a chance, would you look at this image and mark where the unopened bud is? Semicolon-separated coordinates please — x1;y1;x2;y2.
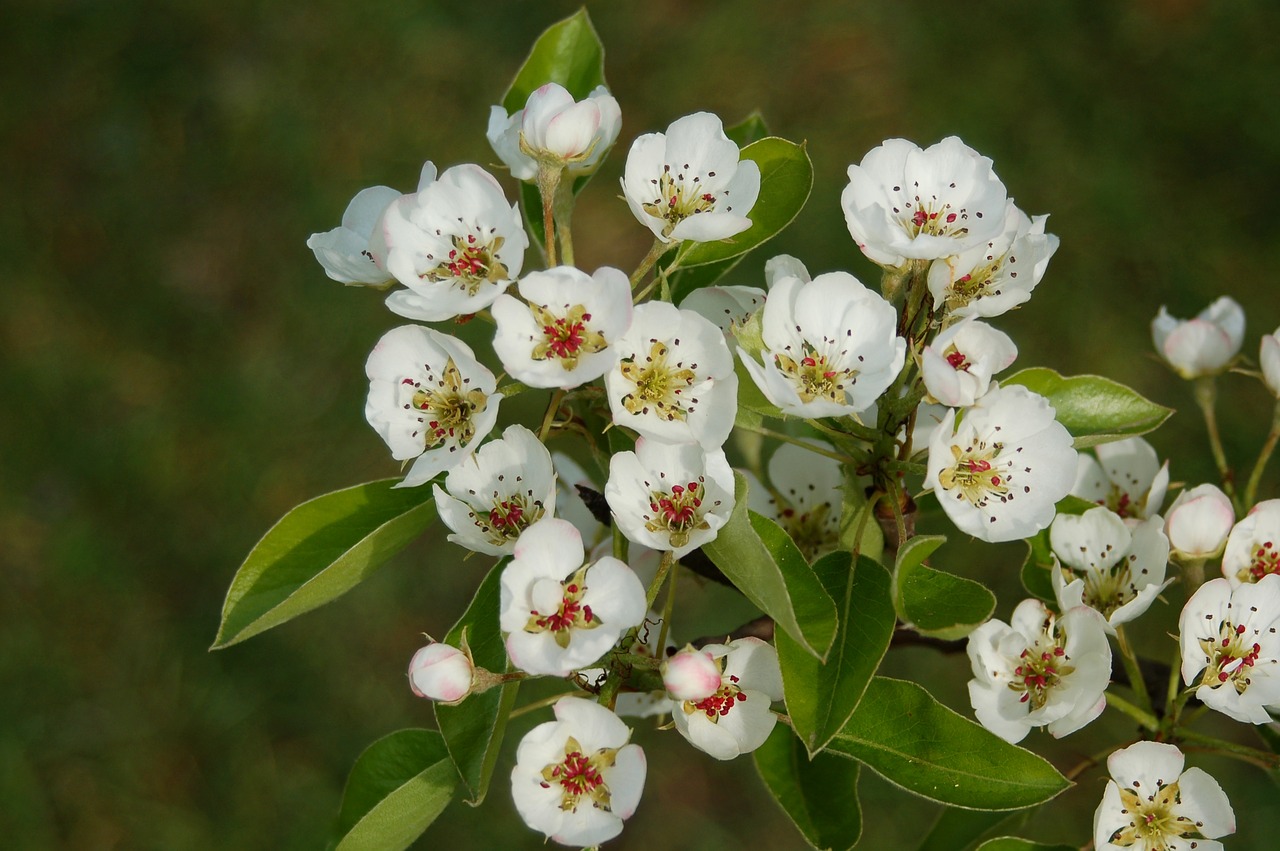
408;643;473;703
662;646;722;701
1165;484;1234;560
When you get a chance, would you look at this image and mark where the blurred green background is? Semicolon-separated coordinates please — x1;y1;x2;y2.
5;0;1280;847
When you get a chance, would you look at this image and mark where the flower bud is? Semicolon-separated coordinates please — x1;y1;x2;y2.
487;84;621;181
1164;484;1234;559
1150;296;1245;379
662;647;722;701
1261;326;1280;398
408;643;473;703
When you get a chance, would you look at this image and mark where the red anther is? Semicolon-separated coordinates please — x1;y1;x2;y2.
671;485;685;495
946;351;968;369
1054;647;1065;656
823;370;838;379
668;196;677;208
957;274;972;283
1237;624;1247;635
991;476;1002;486
946;212;957;223
801;356;817;367
701;193;715;203
1219;671;1230;682
912;210;928;228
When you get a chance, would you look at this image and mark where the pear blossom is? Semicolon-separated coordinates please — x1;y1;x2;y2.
1262;326;1280;396
407;642;473;703
306;185;401;286
510;697;646;847
1072;437;1170;523
841;136;1010;269
1151;296;1245;379
369;162;528;322
663;646;723;701
1222;499;1280;586
622;112;761;243
966;599;1111;743
364;325;500;488
1093;741;1235;851
671;637;784;760
500;518;646;677
1164;484;1234;560
432;425;556;556
605;439;735;559
552;452;609;549
678;285;765;335
764;253;812;287
738;271;907;418
488;83;621;181
920;317;1018;408
909;400;951;451
1050;507;1171;631
492;265;633;389
927;205;1059;319
578;610;676;719
1179;574;1280;723
924;384;1077;543
746;440;843;562
605;302;738;449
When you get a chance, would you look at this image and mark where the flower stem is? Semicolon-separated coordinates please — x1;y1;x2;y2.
538;388;566;441
1105;691;1160;732
1244;399;1280;507
630;239;672;290
1114;625;1153;715
1193;376;1238;509
732;421;860;464
657;562;679;653
553;176;576;267
536;165;563;267
510;689;580;719
1179;729;1280;770
646;551;676;610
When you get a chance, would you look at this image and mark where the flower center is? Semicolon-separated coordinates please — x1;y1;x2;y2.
425;233;509;294
1239;540;1280;584
943;256;1005;312
530;303;607;370
944;347;971;370
525;568;602;649
937;444;1010;508
1079;562;1138;620
618;340;697;422
405;357;489;449
684;674;745;721
642;165;718;236
1009;627;1074;710
478;495;543;546
774;346;856;405
1108;781;1209;848
899;193;968;240
777;501;838;562
1199;620;1263;694
1099;485;1137;519
646;481;709;549
540;736;617;813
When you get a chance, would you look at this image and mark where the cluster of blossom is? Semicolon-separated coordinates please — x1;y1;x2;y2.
305;72;1275;846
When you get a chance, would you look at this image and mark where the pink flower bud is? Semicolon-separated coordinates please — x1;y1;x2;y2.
1261;327;1280;398
662;647;722;701
1151;297;1245;379
408;643;473;703
1164;484;1235;558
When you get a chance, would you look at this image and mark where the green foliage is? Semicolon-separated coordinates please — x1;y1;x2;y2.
435;561;519;806
975;840;1076;851
755;726;863;851
893;535;996;640
333;729;457;851
726;111;770;147
828;678;1070;810
779;554;895;754
702;472;838;658
212;480;435;649
916;808;1013;851
1004;368;1173;448
501;9;606;111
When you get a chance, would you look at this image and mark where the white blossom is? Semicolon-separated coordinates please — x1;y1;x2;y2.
1222;499;1280;586
841;136;1009;269
924;385;1077;543
488;83;621;181
510;697;646;847
1151;296;1245;379
364;325;499;488
605;439;735;559
966;599;1111;743
1164;484;1234;560
306;185;400;286
739;270;906;418
1093;741;1235;851
927;205;1059;319
746;440;843;562
1262;326;1280;397
552;452;608;550
407;643;473;703
1072;437;1170;524
1050;507;1171;632
578;610;676;719
663;646;723;701
433;424;556;556
500;518;646;677
920;317;1018;408
678;285;766;335
492;265;632;389
369;162;528;322
622;112;761;243
605;302;738;449
1179;574;1280;724
671;637;783;760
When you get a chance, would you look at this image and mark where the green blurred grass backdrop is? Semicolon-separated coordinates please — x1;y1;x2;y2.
4;0;1280;848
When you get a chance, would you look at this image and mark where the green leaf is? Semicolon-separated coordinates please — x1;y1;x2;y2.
212;480;435;649
917;808;1013;851
501;9;606;111
702;471;837;658
334;729;457;851
1004;368;1173;448
839;482;884;565
725;111;770;147
893;535;996;640
668;255;747;304
754;726;863;851
828;677;1070;810
779;554;895;754
671;137;814;271
435;561;519;806
976;840;1076;851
